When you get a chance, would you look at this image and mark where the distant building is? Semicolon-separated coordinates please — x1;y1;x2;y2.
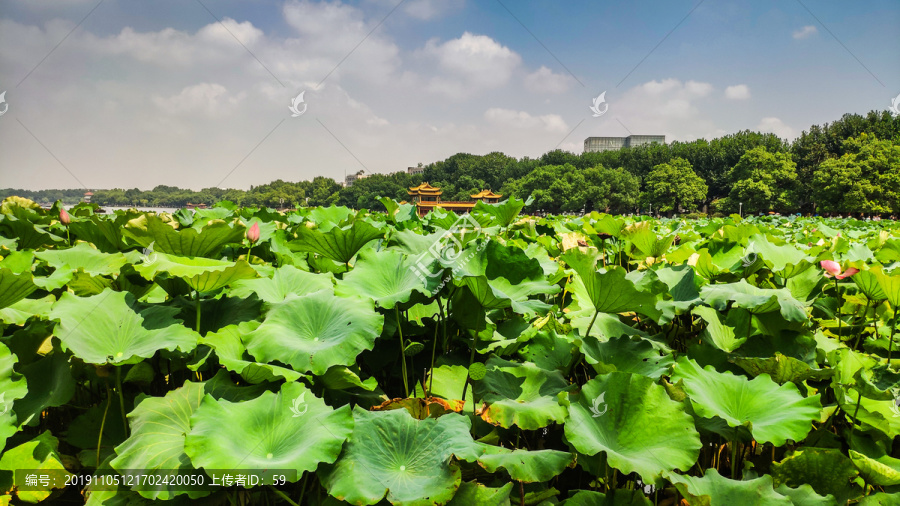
407;183;502;216
345;172;368;187
407;165;424;175
584;135;665;152
83;191;93;203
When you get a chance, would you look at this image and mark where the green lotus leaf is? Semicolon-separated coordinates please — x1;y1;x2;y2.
133;252;257;292
461;275;556;315
748;234;813;279
335;249;438;309
0;215;63;250
185;382;352;478
773;484;835;506
475;445;574;482
854;269;888;301
857;492;900;505
580;335;673;380
15;352;74;427
474;358;571;430
0;295;54;326
425;365;474;411
67;271;113;296
244;291;384;375
200;322;302;383
668;469;791;505
563;372;701;484
228;264;333;303
771;448;860;503
110;381;209;500
0;431;72;503
123;214;246;257
874;268;900;307
320;407;479;505
446;481;513;506
0;268;37;310
290;219;384;264
851;364;900;401
850;450;900;486
731;352;833;384
473;196;528;228
692;305;747;352
558;490;652;505
563;249;661;320
672;357;821;445
700;280;807;322
34;242;127;276
318;365;378;391
0;342;28;445
517;326;579;373
49;289;199;365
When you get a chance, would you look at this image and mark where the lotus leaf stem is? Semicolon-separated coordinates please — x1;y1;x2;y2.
96;383;112;467
396;306;409;398
116;367;128;437
268;485;300;506
195;289;201;334
889;307;898;365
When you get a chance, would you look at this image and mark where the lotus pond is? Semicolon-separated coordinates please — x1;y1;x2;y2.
2;195;900;505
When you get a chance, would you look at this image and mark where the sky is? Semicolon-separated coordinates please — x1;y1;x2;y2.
0;0;898;191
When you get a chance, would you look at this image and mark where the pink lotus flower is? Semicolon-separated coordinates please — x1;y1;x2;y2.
246;222;260;243
820;260;858;279
59;208;71;225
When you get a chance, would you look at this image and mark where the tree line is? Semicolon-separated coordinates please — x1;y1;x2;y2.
3;110;898;216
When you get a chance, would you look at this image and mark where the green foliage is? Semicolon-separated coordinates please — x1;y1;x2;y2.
724;146;799;214
644;157;708;213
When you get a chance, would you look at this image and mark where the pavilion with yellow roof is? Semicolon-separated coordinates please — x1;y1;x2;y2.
407;183;502;216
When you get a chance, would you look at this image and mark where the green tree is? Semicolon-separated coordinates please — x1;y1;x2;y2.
644;158;707;214
724;147;798;213
812;134;900;215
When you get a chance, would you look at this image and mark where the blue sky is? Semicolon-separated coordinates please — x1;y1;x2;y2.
0;0;897;190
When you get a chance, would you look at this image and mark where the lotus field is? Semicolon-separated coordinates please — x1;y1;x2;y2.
4;195;900;505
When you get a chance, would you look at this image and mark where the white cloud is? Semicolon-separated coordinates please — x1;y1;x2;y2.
581;78;721;142
152;83;246;116
793;25;817;39
524;66;573;94
757;117;796;139
725;84;750;100
484;108;568;132
421;32;521;96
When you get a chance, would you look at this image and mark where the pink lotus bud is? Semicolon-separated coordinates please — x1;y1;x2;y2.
246;222;260;243
59;208;71;225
